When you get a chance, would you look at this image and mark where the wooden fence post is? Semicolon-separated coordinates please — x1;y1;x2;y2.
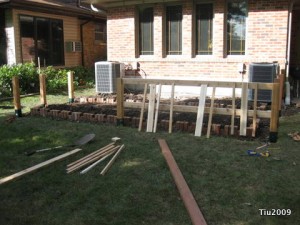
270;82;280;142
116;78;124;126
39;74;47;107
67;71;74;103
12;76;22;117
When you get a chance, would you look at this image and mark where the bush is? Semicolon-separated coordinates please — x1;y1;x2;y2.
0;63;95;97
0;63;39;97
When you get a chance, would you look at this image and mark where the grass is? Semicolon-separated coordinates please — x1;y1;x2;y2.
0;89;299;225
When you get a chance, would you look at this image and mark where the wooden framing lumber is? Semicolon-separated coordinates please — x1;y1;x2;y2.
39;74;47;106
67;142;115;168
169;83;175;134
158;139;207;225
68;71;74;103
80;151;115;174
100;144;125;175
153;84;162;133
195;84;207;137
252;83;258;137
116;78;124;124
67;146;119;173
231;83;236;135
0;148;82;185
138;83;148;131
12;76;22;117
269;82;280;142
146;84;156;132
240;83;248;136
207;86;216;138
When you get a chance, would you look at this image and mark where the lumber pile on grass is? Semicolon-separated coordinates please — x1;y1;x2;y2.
67;142;125;175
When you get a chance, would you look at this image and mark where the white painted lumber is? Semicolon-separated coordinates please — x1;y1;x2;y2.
138;83;148;131
195;84;207;137
252;83;258;137
240;82;248;136
80;151;115;174
100;145;125;175
0;148;82;185
146;84;156;132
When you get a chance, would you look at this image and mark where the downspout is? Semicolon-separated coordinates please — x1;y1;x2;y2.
285;0;295;105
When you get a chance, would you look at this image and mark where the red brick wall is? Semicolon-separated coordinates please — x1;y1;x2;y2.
107;0;289;81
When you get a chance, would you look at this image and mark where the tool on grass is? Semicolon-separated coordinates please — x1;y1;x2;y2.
246;150;270;157
25;133;95;156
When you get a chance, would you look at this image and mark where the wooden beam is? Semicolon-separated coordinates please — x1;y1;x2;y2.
230;83;236;135
116;78;124;125
252;83;258;137
207;86;216;138
158;139;208;225
80;151;115;174
240;83;248;136
138;83;148;132
169;83;175;133
124;102;272;118
0;148;82;185
12;76;22;117
269;82;280;142
67;71;74;103
195;84;207;137
39;74;47;107
100;144;125;175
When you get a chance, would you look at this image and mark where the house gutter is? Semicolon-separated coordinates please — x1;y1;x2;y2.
285;0;295;105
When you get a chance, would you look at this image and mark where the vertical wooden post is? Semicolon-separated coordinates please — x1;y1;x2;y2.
169;83;175;134
146;84;156;132
207;86;216;138
12;76;22;117
138;83;148;132
116;78;124;126
230;83;236;135
270;82;280;143
240;83;248;136
67;71;74;103
252;83;258;137
195;84;207;137
39;74;47;107
153;84;162;133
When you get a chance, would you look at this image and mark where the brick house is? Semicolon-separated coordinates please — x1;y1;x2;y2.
0;0;107;68
85;0;300;99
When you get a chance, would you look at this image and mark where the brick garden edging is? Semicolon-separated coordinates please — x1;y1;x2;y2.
30;105;259;138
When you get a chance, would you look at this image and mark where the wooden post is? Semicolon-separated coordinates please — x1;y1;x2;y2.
195;84;207;137
169;83;175;134
39;74;47;107
116;78;124;126
252;83;258;137
270;82;280;143
230;83;236;135
67;71;74;103
207;86;216;138
240;83;248;136
146;84;156;132
138;83;148;132
12;76;22;117
153;84;162;133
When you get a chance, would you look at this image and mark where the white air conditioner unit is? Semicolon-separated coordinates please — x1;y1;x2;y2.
95;61;125;93
65;41;82;52
248;63;278;102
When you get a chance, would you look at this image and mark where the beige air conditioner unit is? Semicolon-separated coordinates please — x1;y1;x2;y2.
65;41;82;52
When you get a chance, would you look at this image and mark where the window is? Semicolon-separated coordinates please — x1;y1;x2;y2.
95;23;106;43
166;5;182;55
20;15;64;66
227;0;247;55
139;7;154;55
196;3;213;55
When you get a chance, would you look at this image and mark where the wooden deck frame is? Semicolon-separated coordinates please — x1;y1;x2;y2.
117;78;281;142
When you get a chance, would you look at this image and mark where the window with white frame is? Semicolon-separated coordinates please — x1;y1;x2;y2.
95;23;106;43
166;5;182;55
139;7;154;55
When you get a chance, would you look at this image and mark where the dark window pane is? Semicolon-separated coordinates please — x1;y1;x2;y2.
227;0;247;55
196;4;213;55
51;20;64;65
166;5;182;55
20;15;64;66
139;7;153;55
20;15;35;63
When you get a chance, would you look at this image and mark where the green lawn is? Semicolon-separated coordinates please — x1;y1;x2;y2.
0;90;299;225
